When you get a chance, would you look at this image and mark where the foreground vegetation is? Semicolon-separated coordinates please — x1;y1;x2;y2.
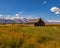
0;24;60;48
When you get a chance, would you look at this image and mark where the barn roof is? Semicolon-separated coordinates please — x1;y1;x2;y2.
25;18;39;24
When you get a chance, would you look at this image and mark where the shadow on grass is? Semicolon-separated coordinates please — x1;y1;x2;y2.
11;38;24;48
37;36;54;44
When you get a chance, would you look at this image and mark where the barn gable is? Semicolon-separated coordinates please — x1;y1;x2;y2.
25;18;45;26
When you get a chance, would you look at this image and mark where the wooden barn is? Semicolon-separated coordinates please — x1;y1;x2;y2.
25;18;45;26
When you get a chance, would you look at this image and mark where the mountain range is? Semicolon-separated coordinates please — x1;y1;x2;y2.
0;18;60;24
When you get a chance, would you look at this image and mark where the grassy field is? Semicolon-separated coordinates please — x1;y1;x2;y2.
0;24;60;48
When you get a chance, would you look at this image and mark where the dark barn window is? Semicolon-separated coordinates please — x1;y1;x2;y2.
34;18;45;26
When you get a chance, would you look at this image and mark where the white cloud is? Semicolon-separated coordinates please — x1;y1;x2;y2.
0;13;21;19
27;17;32;19
35;17;39;19
50;7;59;12
0;14;3;17
50;7;60;14
48;20;60;22
55;11;60;14
16;14;20;16
0;12;39;20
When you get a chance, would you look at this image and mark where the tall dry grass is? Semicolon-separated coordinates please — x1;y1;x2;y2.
0;24;60;48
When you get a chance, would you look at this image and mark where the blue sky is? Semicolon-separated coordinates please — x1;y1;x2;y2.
0;0;60;20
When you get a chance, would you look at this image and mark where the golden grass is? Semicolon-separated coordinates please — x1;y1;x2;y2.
0;24;60;48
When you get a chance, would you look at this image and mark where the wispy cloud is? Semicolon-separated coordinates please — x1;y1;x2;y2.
48;20;60;22
0;11;23;19
0;12;39;20
18;11;22;14
0;14;3;17
0;13;21;19
15;14;20;17
42;0;47;5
